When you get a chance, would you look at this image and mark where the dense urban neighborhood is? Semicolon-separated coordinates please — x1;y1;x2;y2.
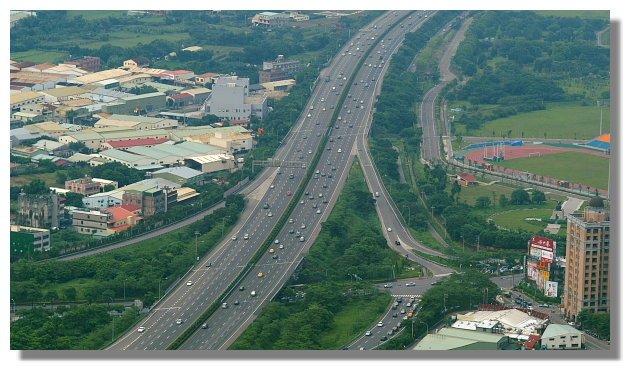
8;9;613;359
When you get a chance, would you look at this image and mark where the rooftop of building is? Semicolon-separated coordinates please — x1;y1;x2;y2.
455;309;547;335
541;324;583;339
105;138;169;148
414;327;506;350
10;91;45;105
182;87;211;95
245;94;267;105
45;65;89;75
459;172;477;182
33;139;65;151
24;121;70;134
12;112;40;118
60;98;94;107
28;63;57;71
170;93;192;100
40;86;90;98
161;140;225;154
72;69;131;84
197;72;221;78
10;224;50;233
164;69;194;75
186;154;234;164
152;166;204;179
120;91;165;101
103;206;139;222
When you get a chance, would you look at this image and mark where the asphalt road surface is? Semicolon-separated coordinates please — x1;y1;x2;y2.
108;10;419;351
181;10;440;350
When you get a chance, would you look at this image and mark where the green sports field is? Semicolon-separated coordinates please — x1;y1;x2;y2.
491;208;560;233
457;103;611;140
495;151;609;190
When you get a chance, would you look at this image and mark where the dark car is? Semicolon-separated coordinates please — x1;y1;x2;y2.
395;240;400;245
380;336;388;341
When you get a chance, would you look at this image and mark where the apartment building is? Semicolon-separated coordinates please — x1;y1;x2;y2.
563;197;610;321
10;225;51;253
16;193;63;229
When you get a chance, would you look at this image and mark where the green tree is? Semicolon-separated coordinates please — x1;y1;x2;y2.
531;190;546;204
475;196;491;209
510;189;531;205
450;180;462;201
63;287;77;301
23;179;49;195
499;194;510;207
64;192;84;208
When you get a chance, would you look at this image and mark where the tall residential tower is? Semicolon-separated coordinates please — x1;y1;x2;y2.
563;197;610;321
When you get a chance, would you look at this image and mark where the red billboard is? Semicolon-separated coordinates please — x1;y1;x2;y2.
530;235;555;264
530;236;556;251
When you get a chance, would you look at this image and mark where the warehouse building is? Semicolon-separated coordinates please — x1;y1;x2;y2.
104;92;166;115
151;166;205;186
185;154;235;173
414;327;510;350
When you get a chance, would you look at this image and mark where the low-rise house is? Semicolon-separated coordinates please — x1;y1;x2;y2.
32;139;72;157
194;72;221;86
181;87;211;104
63;56;101;72
10;225;51;253
10;91;45;112
11;145;48;159
122;57;150;69
540;324;585;350
65;177;102;196
457;172;478;187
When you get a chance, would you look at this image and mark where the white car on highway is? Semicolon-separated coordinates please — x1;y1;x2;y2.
186;280;193;286
137;327;145;333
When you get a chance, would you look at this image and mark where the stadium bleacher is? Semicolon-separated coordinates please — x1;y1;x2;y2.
583;134;610;153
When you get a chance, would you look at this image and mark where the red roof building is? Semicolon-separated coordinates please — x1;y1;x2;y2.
524;334;541;350
457;172;477;187
103;206;141;234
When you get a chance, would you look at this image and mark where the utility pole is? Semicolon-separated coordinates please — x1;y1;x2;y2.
195;230;201;261
476;234;480;252
443;293;447;312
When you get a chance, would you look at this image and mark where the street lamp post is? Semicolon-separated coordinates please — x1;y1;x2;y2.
123;278;127;300
403;206;411;226
431;206;435;217
194;230;201;261
441;215;447;238
11;298;15;315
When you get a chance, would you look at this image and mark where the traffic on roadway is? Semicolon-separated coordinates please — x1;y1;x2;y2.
108;10;420;351
182;10;438;350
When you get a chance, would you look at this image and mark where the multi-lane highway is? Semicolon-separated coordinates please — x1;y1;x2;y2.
108;10;417;351
180;10;439;350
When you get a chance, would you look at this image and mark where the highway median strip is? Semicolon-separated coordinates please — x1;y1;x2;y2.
168;10;417;350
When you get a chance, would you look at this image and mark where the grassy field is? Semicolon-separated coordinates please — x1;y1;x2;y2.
82;31;191;49
491;208;559;233
10;172;60;188
495;151;610;190
318;293;391;349
531;10;610;19
66;10;127;20
10;50;69;64
455;103;611;140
